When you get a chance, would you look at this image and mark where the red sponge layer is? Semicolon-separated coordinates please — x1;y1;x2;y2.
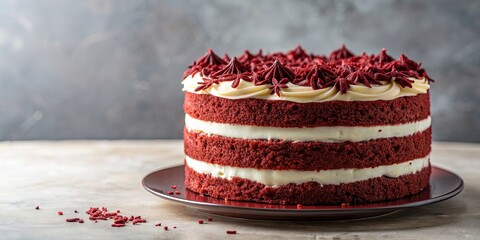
184;92;430;127
184;164;431;205
184;127;431;170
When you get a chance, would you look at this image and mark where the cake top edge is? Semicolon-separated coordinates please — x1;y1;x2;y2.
183;45;434;95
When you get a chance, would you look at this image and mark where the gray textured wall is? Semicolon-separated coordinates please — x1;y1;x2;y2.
1;0;479;142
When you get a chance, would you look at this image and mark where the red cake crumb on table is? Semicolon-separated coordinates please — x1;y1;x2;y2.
111;223;125;227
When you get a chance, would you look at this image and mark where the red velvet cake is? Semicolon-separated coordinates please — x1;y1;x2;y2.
182;45;433;205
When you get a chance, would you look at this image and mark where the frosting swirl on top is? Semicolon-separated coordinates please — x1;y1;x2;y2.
182;74;430;103
182;45;433;102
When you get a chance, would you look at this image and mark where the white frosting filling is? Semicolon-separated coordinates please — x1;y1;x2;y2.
185;114;431;142
185;155;430;187
182;74;430;103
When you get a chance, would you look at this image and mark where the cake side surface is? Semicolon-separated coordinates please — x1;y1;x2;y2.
184;126;431;171
185;164;431;205
184;91;430;127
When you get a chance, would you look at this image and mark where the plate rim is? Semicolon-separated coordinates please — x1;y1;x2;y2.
142;165;464;213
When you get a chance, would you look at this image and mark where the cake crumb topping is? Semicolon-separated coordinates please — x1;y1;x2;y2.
184;45;433;95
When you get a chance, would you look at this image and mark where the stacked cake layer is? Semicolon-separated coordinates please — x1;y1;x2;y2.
182;46;433;205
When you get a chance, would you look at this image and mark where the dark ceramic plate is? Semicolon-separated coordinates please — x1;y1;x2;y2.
142;165;463;221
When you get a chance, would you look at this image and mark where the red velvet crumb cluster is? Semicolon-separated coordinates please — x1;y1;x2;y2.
85;207;147;227
184;45;433;96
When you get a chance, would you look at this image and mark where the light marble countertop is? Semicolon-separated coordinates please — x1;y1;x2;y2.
0;140;478;240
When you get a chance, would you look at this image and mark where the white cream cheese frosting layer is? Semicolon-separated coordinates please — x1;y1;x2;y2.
185;114;431;142
182;74;430;103
185;155;430;187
